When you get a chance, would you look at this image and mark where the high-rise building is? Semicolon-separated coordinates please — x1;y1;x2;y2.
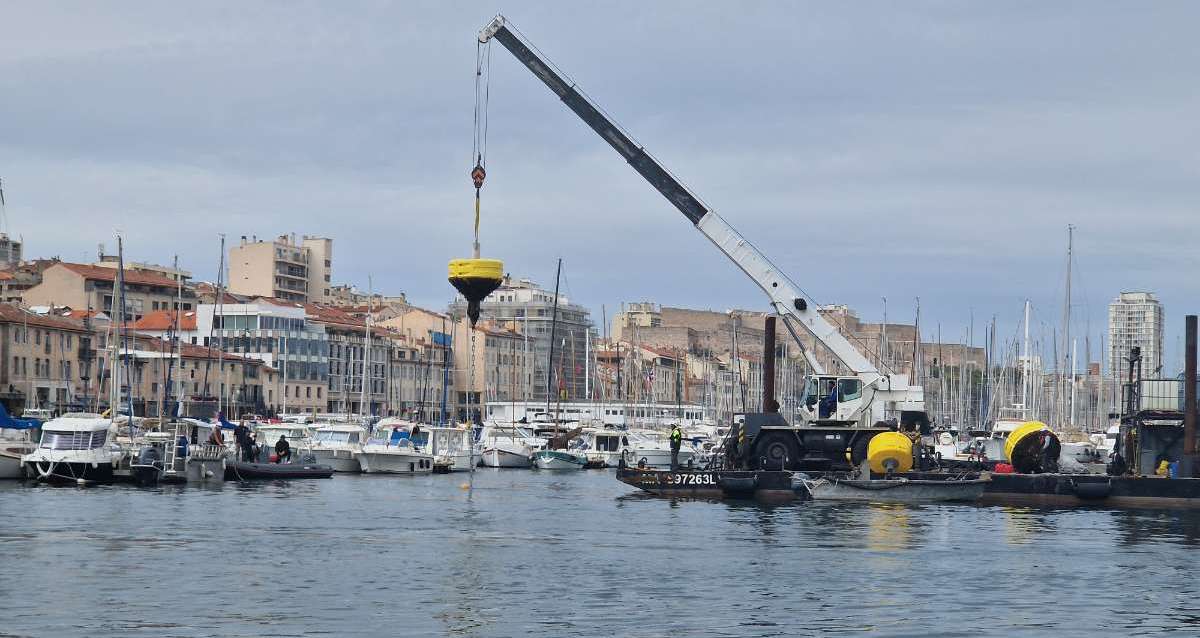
448;276;595;403
1108;291;1164;379
228;234;333;303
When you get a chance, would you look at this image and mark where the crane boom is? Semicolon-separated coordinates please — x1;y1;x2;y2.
480;16;883;380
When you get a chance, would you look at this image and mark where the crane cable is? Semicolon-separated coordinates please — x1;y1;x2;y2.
471;39;492;253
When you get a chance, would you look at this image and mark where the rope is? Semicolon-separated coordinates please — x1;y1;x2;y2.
468;328;478;427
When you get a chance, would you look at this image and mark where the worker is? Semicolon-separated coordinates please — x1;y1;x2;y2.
207;424;225;447
234;420;254;462
275;435;291;464
669;424;683;470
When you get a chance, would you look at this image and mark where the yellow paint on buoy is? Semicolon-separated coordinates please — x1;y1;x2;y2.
867;431;914;474
449;258;504;326
1004;421;1050;463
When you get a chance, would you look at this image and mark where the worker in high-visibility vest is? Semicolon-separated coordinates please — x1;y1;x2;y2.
670;424;683;470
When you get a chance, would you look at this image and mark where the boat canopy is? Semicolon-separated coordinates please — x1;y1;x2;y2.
0;403;40;430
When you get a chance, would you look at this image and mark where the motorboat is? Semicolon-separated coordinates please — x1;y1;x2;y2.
304;423;366;472
358;425;433;474
414;425;475;472
477;422;541;468
530;448;587;470
21;414;125;484
0;404;42;479
253;423;313;454
621;429;695;470
571;428;627;468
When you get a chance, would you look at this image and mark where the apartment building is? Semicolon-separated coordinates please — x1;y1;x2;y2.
449;319;525;423
228;234;333;304
0;304;89;413
22;262;195;322
1109;291;1165;378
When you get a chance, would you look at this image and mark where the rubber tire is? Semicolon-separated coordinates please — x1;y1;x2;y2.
751;431;801;471
850;434;871;466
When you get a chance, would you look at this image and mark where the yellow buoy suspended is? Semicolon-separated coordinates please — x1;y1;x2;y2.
1004;420;1059;473
867;431;914;474
449;257;503;326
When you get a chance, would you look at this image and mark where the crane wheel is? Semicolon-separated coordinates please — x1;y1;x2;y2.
751;431;800;471
850;435;871;466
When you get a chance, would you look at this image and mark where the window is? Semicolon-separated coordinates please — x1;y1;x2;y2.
306;387;311;398
34;331;40;345
317;387;322;399
837;378;862;402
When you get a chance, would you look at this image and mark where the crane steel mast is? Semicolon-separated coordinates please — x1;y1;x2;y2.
479;16;925;429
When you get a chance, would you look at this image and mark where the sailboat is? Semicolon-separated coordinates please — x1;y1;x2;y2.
528;259;586;470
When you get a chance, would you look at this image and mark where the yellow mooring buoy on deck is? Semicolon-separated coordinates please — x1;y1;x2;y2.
867;431;914;474
1004;421;1059;473
449;257;503;326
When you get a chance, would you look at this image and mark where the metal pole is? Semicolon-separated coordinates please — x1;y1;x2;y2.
762;316;776;412
1184;315;1196;460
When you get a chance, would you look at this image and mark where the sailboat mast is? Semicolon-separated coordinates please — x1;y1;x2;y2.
544;258;562;419
360;276;372;419
1062;224;1073;427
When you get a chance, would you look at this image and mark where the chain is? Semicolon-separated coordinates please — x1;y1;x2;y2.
468;328;478;425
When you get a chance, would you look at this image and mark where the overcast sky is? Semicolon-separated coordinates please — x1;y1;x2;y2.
2;2;1197;373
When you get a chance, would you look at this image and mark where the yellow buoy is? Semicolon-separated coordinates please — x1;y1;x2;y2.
1003;421;1050;463
867;431;914;474
1004;420;1059;473
448;258;504;326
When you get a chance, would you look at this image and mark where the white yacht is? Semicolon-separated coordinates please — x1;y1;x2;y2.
254;423;313;455
477;422;541;468
414;425;475;472
21;414;125;484
358;425;433;474
572;428;626;468
621;429;695;470
305;423;367;472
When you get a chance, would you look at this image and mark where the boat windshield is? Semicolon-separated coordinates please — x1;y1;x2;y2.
40;429;107;450
313;431;353;444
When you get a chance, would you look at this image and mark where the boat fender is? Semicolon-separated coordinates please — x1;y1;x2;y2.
638;457;648;469
1071;479;1111;500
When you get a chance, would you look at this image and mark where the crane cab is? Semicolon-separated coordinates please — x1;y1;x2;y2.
798;375;868;426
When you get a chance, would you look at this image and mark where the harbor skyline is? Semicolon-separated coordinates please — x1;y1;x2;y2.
2;3;1198;365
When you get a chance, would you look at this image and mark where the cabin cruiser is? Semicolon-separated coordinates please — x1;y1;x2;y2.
253;423;313;453
358;423;433;474
21;413;125;484
413;425;475;472
570;428;627;468
305;423;367;472
621;429;696;470
477;422;542;468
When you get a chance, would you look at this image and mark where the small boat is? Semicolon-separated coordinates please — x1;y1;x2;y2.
573;428;626;468
225;457;334;480
21;414;125;484
531;449;587;470
358;425;434;474
0;404;41;479
416;425;476;472
477;423;540;468
802;474;990;503
305;423;366;473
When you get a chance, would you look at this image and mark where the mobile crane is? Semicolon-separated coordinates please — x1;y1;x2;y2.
479;16;928;470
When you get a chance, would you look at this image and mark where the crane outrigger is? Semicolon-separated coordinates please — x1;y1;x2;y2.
479;16;927;470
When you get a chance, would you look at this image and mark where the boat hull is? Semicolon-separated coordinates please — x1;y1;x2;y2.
309;449;362;473
623;448;696;470
0;449;26;479
616;465;805;501
358;452;433;474
225;460;334;480
480;447;531;468
532;450;586;470
22;460;115;484
806;477;989;503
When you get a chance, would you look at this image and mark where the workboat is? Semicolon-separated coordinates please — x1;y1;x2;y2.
801;473;990;503
531;448;587;470
21;414;125;484
477;423;540;468
225;455;334;480
0;405;41;479
305;423;366;472
357;426;433;474
415;425;475;472
621;429;696;470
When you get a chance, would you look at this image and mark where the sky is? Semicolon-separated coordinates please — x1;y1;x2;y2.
1;2;1197;374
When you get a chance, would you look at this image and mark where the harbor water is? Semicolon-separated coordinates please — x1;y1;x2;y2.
2;471;1199;637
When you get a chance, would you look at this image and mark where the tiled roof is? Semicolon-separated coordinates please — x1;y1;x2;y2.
0;304;88;332
57;262;181;288
131;310;198;331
